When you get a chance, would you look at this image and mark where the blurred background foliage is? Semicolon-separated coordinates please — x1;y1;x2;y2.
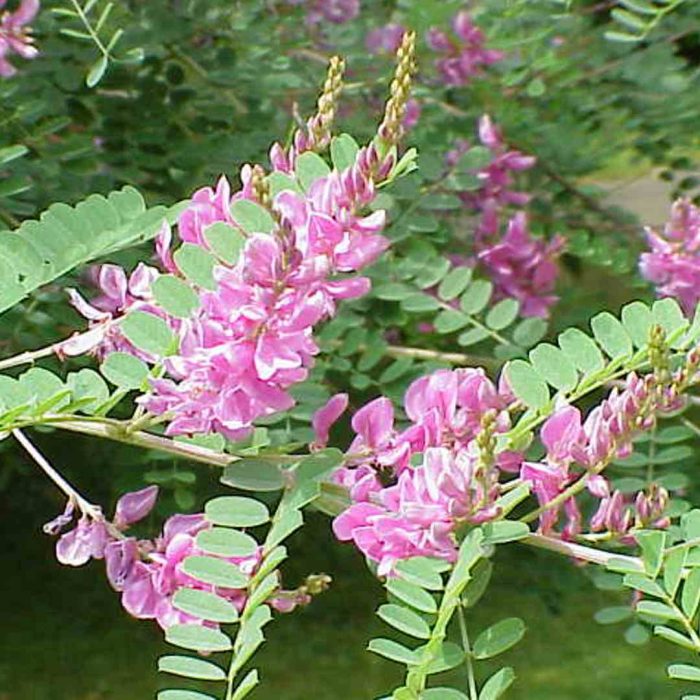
4;0;700;697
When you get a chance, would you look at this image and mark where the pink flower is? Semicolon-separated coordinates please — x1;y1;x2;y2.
427;11;503;87
311;393;349;449
640;198;700;314
0;0;39;78
477;212;563;318
366;23;405;54
304;0;359;25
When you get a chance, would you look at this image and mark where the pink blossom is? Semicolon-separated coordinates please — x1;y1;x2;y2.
426;11;503;87
477;212;564;318
0;0;39;78
640;198;700;315
304;0;359;25
312;393;348;449
366;23;405;54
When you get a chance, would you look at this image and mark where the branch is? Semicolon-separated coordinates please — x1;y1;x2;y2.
522;532;642;569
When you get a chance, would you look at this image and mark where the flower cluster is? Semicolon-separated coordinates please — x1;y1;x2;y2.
444;115;562;318
67;36;416;441
288;0;359;26
521;369;679;540
640;198;700;315
366;23;405;55
325;368;521;574
0;0;39;78
427;11;503;87
46;486;306;629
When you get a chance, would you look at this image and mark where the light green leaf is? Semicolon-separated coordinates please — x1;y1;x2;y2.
654;626;697;652
158;655;226;681
386;578;437;614
682;569;700;619
204;496;270;528
203;223;245;265
505;360;550;409
590;312;633;359
460;280;493;315
221;459;285;492
157;691;216;700
172;588;239;623
165;624;232;652
230;200;275;235
394;558;444;591
473;618;526;659
401;293;442;313
231;669;260;700
434;309;470;334
86;55;108;88
482;521;530;545
296;152;331;190
513;317;548;349
637;530;666;578
330;134;359;171
121;310;175;356
181;555;248;589
152;275;200;318
594;606;632;624
173;243;217;290
67;369;109;413
377;603;431;639
437;267;473;301
367;638;417;666
621;301;653;348
668;664;700;682
529;343;578;392
196;528;258;558
479;667;516;700
100;351;149;389
636;601;682;621
486;299;520;331
458;327;489;347
422;689;468;700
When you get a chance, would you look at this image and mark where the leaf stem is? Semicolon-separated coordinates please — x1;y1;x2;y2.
457;604;479;700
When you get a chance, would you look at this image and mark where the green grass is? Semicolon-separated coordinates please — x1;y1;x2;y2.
1;503;698;700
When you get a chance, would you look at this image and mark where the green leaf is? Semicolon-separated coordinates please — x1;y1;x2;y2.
420;193;461;210
612;8;647;31
594;606;632;624
457;145;492;171
230;200;275;235
203;223;245;265
605;30;642;42
637;530;666;578
121;310;175;356
486;299;520;331
157;692;216;700
173;244;217;290
196;527;258;558
158;655;226;682
664;548;687;598
172;588;239;623
621;301;653;348
86;55;108;88
682;510;700;540
296;152;331;190
479;667;516;700
590;312;633;359
437;267;473;301
482;521;530;545
231;669;260;700
204;496;270;528
473;618;526;659
374;283;413;301
221;459;285;492
165;624;232;652
151;275;200;318
0;145;28;165
367;638;417;666
422;641;466;674
636;601;682;621
67;369;109;413
377;604;431;639
100;351;149;389
181;555;248;588
513;317;548;349
505;360;550;409
668;664;700;682
682;568;700;619
264;507;304;550
529;343;578;392
623;574;665;598
624;622;650;645
654;626;697;652
653;298;688;345
434;309;470;334
462;559;493;609
460;280;493;315
458;327;489;346
394;558;444;590
268;172;302;197
386;578;437;614
401;293;442;313
330;134;359;171
414;257;451;289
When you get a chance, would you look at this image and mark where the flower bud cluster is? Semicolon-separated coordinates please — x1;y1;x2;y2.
0;0;39;78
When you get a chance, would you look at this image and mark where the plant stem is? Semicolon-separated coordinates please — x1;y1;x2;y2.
0;328;100;371
69;0;109;57
12;428;101;518
521;533;642;569
457;604;479;700
385;344;499;369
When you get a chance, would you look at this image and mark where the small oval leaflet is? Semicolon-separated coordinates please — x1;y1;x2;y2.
205;496;270;528
165;623;232;653
473;617;526;659
181;555;248;589
377;603;431;639
158;654;227;681
158;691;217;700
172;587;239;624
386;578;438;614
196;527;258;558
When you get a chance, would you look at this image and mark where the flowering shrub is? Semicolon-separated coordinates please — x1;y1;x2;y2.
5;2;700;699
